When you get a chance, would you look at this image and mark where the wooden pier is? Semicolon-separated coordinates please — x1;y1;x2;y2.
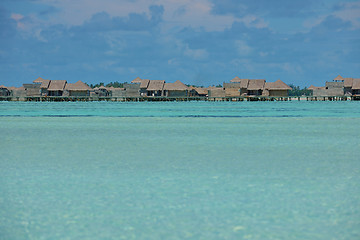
0;95;358;102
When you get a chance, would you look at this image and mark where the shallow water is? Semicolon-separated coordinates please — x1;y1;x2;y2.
1;101;360;239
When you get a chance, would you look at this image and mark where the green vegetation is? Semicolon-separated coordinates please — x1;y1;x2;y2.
186;84;204;88
288;84;312;96
88;81;128;88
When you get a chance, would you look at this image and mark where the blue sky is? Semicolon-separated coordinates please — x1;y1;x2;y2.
1;0;359;87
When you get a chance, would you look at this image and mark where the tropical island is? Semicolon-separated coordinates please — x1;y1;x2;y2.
0;75;359;101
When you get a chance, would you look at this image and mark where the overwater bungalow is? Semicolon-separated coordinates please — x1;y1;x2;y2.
310;75;360;97
264;80;292;97
308;85;324;96
64;80;91;96
247;79;265;96
0;85;10;96
33;77;50;96
8;86;26;97
229;77;249;95
123;83;140;97
129;77;151;96
223;82;241;97
147;80;165;97
188;86;208;97
108;87;125;97
352;78;360;96
208;87;225;98
226;77;268;96
95;86;111;97
47;80;67;96
163;80;188;97
23;83;41;96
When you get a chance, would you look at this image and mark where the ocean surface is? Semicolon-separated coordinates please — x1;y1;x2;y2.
1;101;360;239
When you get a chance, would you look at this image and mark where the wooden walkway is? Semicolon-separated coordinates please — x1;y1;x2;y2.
0;95;359;102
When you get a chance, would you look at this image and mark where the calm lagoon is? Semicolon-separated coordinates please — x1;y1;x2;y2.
1;101;360;239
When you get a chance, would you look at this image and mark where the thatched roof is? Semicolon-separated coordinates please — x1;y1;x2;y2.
188;86;207;95
8;86;25;90
140;79;150;88
33;77;50;88
195;87;208;95
40;80;50;89
207;86;219;89
308;85;325;90
0;85;8;89
130;77;149;88
344;78;353;88
230;77;249;88
240;79;249;88
65;80;91;91
48;80;67;91
352;78;360;90
98;85;108;90
131;77;142;83
308;85;317;90
334;75;344;81
147;80;165;91
106;86;124;91
33;77;46;83
247;79;265;90
265;80;292;90
110;87;125;91
163;80;188;91
230;76;241;82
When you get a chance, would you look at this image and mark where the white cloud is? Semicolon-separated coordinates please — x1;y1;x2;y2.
172;39;209;60
168;58;180;66
239;15;268;29
104;34;127;56
235;40;252;56
37;0;237;31
184;45;209;60
11;13;25;29
334;2;360;29
304;1;360;30
282;63;303;74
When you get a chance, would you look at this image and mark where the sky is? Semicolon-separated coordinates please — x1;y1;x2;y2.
0;0;359;87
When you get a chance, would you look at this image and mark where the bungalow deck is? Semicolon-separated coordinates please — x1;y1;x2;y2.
0;95;359;102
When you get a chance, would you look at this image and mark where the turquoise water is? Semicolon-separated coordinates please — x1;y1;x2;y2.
1;102;360;239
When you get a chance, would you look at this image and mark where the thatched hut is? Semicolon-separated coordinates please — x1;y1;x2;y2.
130;77;149;96
188;86;208;97
163;80;188;97
33;77;51;96
344;78;353;95
131;77;142;84
147;80;165;96
123;83;140;97
8;86;26;97
0;85;10;96
334;75;345;82
264;80;292;97
223;82;241;97
352;78;360;96
96;85;111;97
208;87;225;98
193;87;208;97
109;87;126;97
47;80;67;96
23;83;41;96
65;80;91;96
247;79;265;96
229;77;249;95
195;87;208;97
